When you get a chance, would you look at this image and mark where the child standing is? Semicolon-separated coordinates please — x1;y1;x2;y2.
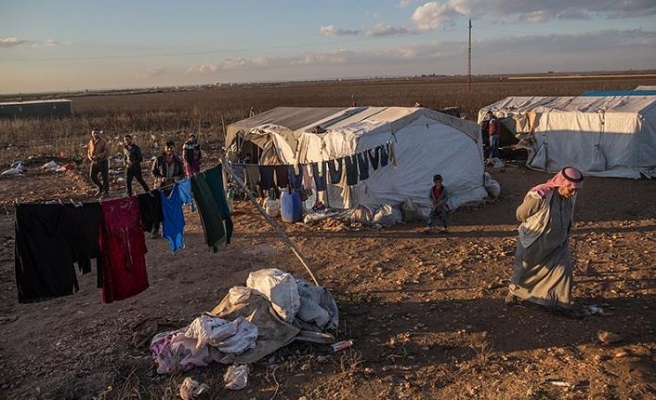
426;174;449;234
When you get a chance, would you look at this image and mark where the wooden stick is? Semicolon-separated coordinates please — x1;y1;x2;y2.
221;159;321;286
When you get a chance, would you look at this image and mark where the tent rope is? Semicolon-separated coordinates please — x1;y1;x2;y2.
221;158;321;286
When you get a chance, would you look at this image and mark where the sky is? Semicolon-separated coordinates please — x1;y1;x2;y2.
1;0;655;94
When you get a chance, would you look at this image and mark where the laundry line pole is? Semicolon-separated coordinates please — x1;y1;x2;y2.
221;159;321;287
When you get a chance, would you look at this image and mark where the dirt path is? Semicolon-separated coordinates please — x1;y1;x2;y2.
1;162;655;399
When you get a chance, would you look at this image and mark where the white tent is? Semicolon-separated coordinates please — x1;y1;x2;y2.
227;106;488;212
479;96;656;179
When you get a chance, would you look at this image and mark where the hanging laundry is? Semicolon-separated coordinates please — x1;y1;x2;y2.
274;165;290;188
191;165;233;252
99;196;149;304
63;202;101;274
138;192;163;234
302;163;313;190
328;158;344;184
258;165;276;190
160;184;186;254
244;164;261;194
14;204;80;303
205;165;233;244
380;144;389;167
357;152;370;180
288;164;303;190
177;178;195;212
311;161;328;192
344;155;359;186
368;147;381;170
387;141;397;167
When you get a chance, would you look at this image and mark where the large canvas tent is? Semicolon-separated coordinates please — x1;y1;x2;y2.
479;96;656;179
226;106;488;212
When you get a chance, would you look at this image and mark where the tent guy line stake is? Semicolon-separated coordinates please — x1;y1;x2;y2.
221;159;321;286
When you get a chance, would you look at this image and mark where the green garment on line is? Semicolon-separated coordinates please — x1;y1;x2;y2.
191;164;233;252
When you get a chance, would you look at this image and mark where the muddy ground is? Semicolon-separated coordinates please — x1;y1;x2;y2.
0;160;655;400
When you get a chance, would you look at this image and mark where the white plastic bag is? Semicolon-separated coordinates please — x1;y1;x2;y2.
246;269;300;323
265;198;280;217
224;364;249;390
483;172;501;198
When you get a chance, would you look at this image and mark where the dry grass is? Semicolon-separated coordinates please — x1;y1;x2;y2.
1;74;655;168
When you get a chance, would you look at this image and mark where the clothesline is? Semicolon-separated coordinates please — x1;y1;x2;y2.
236;139;396;167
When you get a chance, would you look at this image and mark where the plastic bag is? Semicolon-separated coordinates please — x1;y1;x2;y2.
224;364;249;390
265;198;280;217
483;172;501;198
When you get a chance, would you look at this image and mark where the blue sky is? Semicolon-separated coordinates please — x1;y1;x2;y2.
1;0;655;94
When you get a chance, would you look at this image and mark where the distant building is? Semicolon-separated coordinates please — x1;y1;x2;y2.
0;99;72;118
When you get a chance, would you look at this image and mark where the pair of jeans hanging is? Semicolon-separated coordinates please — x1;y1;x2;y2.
357;152;369;181
288;164;303;190
344;155;358;186
311;161;328;192
368;147;381;170
380;144;389;167
328;158;343;184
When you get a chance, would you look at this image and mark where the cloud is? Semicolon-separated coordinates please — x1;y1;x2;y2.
31;39;60;48
0;37;28;47
185;27;656;78
137;67;167;78
396;0;415;8
320;25;360;36
411;2;460;31
365;23;411;37
409;0;656;30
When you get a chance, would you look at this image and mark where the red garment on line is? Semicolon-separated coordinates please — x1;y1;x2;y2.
99;196;149;303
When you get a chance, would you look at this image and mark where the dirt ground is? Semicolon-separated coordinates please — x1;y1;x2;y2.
0;160;655;400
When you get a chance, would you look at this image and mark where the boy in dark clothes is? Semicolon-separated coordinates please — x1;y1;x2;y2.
425;174;449;234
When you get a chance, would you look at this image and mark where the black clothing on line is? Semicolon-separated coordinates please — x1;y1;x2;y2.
344;155;359;186
328;158;344;184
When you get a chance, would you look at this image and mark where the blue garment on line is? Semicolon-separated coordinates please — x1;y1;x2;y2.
177;178;195;212
160;184;185;254
380;144;389;167
357;152;370;180
344;155;358;186
311;162;327;192
328;158;343;184
288;165;304;190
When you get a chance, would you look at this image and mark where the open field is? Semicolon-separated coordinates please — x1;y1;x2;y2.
1;74;655;399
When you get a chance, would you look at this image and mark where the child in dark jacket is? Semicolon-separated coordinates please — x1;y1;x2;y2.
426;174;449;233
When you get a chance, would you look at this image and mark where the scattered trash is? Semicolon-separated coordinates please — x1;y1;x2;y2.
597;330;623;345
179;377;210;400
332;339;354;352
544;379;570;387
40;161;59;171
584;304;604;316
223;364;249;390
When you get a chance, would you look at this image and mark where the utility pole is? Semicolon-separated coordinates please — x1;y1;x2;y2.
468;18;472;92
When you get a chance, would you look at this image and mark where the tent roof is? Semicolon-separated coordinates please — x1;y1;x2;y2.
226;107;346;147
480;95;656;120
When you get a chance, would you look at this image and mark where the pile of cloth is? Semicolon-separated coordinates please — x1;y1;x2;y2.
150;268;339;374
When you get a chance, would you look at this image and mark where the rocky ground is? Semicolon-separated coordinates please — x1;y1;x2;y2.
0;160;655;400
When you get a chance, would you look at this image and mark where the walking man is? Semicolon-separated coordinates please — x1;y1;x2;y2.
87;128;110;197
123;134;150;196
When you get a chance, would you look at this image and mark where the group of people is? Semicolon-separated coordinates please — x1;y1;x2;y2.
426;166;585;318
86;128;203;197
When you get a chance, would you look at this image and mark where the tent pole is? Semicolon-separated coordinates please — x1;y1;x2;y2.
221;158;321;286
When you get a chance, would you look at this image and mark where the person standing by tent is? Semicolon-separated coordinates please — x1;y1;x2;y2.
506;166;585;318
123;134;150;196
425;174;449;234
182;133;202;177
87;127;110;197
151;141;185;237
485;111;501;159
